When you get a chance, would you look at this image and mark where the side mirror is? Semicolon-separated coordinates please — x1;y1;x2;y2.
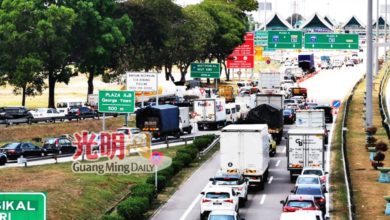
200;192;204;195
291;190;295;193
280;200;285;205
209;178;214;182
324;216;330;220
236;192;241;196
325;172;329;175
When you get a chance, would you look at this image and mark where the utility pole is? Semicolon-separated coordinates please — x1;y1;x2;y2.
367;0;374;128
264;0;267;31
386;0;388;61
376;0;380;75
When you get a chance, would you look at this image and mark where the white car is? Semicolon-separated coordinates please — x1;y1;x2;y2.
209;172;249;206
200;187;240;220
208;210;242;220
29;108;65;119
280;210;327;220
302;167;328;185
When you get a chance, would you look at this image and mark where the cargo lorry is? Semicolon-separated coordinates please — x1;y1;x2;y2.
255;93;284;109
235;94;256;109
295;109;329;145
240;104;284;144
193;98;226;130
287;128;325;182
218;85;234;102
298;54;315;73
136;104;191;140
220;124;270;190
258;71;281;90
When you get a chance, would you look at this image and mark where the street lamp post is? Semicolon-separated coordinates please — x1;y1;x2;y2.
376;0;380;75
386;0;388;61
367;0;374;128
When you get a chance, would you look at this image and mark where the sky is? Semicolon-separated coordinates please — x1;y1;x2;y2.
174;0;389;25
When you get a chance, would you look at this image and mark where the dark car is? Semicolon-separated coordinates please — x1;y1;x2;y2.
0;107;32;119
42;137;76;155
68;107;96;119
283;109;296;124
314;106;333;123
0;142;45;160
292;184;327;213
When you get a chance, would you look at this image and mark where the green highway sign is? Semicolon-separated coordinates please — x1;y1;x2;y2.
268;31;302;49
304;33;359;49
190;63;220;78
255;31;268;46
98;90;135;113
0;192;46;220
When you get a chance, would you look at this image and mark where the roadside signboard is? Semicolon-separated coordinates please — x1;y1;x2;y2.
304;33;359;49
255;46;263;61
87;94;98;106
0;192;46;220
267;30;303;49
227;32;255;69
126;72;157;92
190;63;220;78
332;100;341;109
98;90;135;113
255;31;268;46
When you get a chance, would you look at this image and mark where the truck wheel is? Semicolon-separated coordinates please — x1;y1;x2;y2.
175;132;181;139
258;180;265;191
187;127;192;134
290;173;295;183
198;124;204;131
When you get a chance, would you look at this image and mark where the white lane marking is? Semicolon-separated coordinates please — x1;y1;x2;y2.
268;176;274;184
179;182;212;220
259;194;267;205
275;160;281;167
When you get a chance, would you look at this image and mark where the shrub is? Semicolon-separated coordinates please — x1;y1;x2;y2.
203;134;216;142
131;184;156;205
365;126;378;135
376;141;388;152
100;215;123;220
117;197;149;220
193;138;210;151
159;166;175;179
171;159;184;174
177;147;198;160
374;151;385;161
146;175;167;192
175;152;192;166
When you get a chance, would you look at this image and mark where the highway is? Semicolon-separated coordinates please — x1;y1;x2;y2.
152;64;366;220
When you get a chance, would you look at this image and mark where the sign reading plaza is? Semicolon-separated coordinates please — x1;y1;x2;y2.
190;63;220;78
268;30;302;49
98;90;135;113
126;72;157;92
0;192;46;220
304;33;359;49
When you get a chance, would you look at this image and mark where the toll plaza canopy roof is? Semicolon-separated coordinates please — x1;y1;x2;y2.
299;13;334;32
373;16;389;29
258;13;293;30
324;15;336;27
341;15;365;29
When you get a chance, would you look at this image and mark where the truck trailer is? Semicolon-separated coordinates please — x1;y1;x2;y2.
193;98;226;130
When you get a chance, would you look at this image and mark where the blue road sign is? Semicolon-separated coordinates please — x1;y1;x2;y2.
332;100;341;109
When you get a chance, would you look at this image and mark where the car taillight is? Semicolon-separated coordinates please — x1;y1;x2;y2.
7;150;15;154
224;199;233;203
320;176;326;182
283;207;296;212
237;187;243;191
317;198;325;203
77;110;80;116
55;139;59;147
202;199;211;203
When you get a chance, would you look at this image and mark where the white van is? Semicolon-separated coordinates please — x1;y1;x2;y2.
56;99;84;115
225;103;238;124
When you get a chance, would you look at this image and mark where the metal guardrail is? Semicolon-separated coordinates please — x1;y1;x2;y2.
379;66;390;139
199;136;220;156
341;76;364;220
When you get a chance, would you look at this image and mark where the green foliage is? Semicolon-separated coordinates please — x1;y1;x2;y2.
171;159;184;174
193;138;211;151
99;215;123;220
175;152;192;166
146;175;167;192
159;166;175;179
178;146;198;160
131;183;156;205
117;197;149;220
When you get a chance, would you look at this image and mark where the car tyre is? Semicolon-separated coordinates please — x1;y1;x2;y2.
0;156;6;165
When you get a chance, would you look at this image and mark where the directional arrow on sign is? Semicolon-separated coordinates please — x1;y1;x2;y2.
312;44;315;48
330;45;333;48
348;44;351;48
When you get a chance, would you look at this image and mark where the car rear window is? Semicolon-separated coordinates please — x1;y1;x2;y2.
297;177;320;184
209;215;235;220
296;187;322;196
214;178;241;185
2;143;20;149
44;139;56;144
303;170;323;176
205;192;230;199
287;200;315;208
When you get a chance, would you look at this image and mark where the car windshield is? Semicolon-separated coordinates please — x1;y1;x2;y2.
44;139;57;144
214;178;240;185
283;110;292;115
296;187;322;196
303;170;323;176
297;177;320;184
2;143;20;149
287;200;314;208
205;192;230;199
209;215;235;220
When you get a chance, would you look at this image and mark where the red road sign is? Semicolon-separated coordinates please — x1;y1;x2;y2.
227;32;254;69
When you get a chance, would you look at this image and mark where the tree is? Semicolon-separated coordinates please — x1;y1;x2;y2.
67;0;132;95
230;0;258;11
35;3;76;108
0;0;45;106
174;5;217;82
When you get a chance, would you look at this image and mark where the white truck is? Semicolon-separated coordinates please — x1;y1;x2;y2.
255;93;284;109
258;71;281;90
235;94;256;109
287;128;325;182
295;110;329;145
179;107;193;134
220;124;270;190
193;98;226;130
